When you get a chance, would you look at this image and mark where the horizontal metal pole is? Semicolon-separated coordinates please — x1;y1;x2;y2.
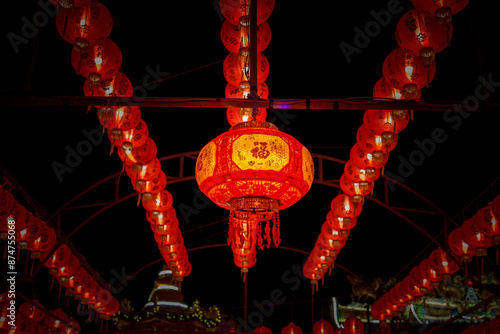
2;95;499;111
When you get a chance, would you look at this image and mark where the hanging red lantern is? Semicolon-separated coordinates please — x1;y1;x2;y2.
27;224;57;259
326;210;357;232
395;9;453;65
409;263;432;294
330;193;363;219
16;213;42;250
142;189;173;215
281;322;303;334
57;254;81;285
373;76;422;101
397;278;417;303
254;326;273;333
84;71;133;97
125;157;162;185
226;81;269;100
0;189;16;240
448;227;476;262
382;48;436;98
418;258;443;285
108;118;149;152
340;173;374;203
321;222;350;246
195;120;314;248
343;316;364;334
350;143;389;170
221;20;271;53
310;244;335;270
42;244;72;276
357;124;399;154
412;0;469;21
226;81;268;126
152;216;179;239
227;108;267;126
428;248;460;280
173;260;192;281
219;0;275;26
132;170;167;195
344;159;380;184
63;317;81;334
475;205;500;244
223;51;269;87
6;201;28;243
71;38;122;85
55;0;113;45
98;105;141;131
461;217;493;256
363;109;410;136
19;302;45;323
146;206;176;229
118;137;157;166
312;320;334;334
44;308;68;331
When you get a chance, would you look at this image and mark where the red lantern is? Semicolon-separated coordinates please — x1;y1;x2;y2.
409;264;432;294
132;170;167;195
0;188;16;238
17;213;43;250
418;258;443;284
27;224;57;259
428;248;460;280
57;254;80;285
363;109;410;136
313;320;334;334
461;217;493;256
44;308;68;331
195;120;314;247
448;227;476;262
142;189;173;215
491;195;500;223
221;20;271;53
326;210;357;232
281;322;303;334
330;193;363;219
412;0;469;20
382;48;436;98
344;159;380;183
321;222;350;246
350;143;389;170
395;9;453;64
356;124;399;154
340;173;374;203
71;38;122;84
226;81;269;99
19;302;45;323
475;205;500;244
63;317;81;334
99;105;141;132
42;244;72;276
225;81;268;126
343;316;364;334
373;76;422;101
223;51;269;87
84;72;133;97
146;207;176;229
219;0;275;26
108;118;149;151
125;157;162;184
254;326;272;333
55;0;113;45
118;137;157;166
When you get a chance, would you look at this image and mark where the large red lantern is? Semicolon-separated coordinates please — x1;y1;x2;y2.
343;316;364;334
475;205;500;244
57;254;81;285
195;120;314;247
17;213;43;250
221;20;271;54
71;38;122;85
19;302;45;323
344;159;380;184
382;48;436;98
395;9;453;65
142;189;173;215
219;0;275;26
42;244;72;276
428;248;460;280
418;258;443;284
125;157;162;184
447;227;476;262
223;51;269;87
55;0;113;45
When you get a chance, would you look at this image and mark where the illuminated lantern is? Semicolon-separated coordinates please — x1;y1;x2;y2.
313;319;334;334
57;254;80;285
363;109;410;136
281;322;303;334
462;217;493;256
330;193;363;219
412;0;469;21
395;9;453;65
125;157;162;184
195;120;314;248
326;210;357;233
373;76;422;101
71;38;122;85
44;308;68;331
27;224;57;259
340;173;374;203
63;317;81;334
108;118;149;152
118;137;157;166
310;244;335;270
19;302;45;323
62;266;86;297
382;48;436;99
343;316;364;334
17;213;42;250
398;277;417;303
98;297;120;320
154;225;182;247
344;159;380;183
318;231;348;256
226;81;269;126
350;143;389;170
409;264;432;294
223;51;269;87
254;326;272;333
142;189;173;215
99;105;141;134
55;0;113;45
146;207;177;230
475;205;500;244
132;170;167;195
356;124;399;154
173;260;192;281
321;223;350;247
448;227;476;262
219;0;275;26
42;244;72;276
84;72;133;97
428;248;460;280
418;258;443;284
221;20;271;53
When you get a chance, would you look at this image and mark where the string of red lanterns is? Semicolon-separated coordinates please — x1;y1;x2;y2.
50;0;192;283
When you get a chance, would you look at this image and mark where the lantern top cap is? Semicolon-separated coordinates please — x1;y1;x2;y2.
231;120;278;131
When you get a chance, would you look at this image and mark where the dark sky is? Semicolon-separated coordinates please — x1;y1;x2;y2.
2;0;500;332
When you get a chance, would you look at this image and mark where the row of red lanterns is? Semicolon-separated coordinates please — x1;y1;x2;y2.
219;0;275;274
1;293;80;334
303;0;466;289
50;0;192;281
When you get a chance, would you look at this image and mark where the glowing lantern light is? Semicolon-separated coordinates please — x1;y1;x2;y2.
340;173;374;203
223;51;269;87
55;0;113;45
98;105;141;132
409;263;432;295
395;9;453;65
125;157;162;185
17;214;43;250
221;20;271;53
147;206;177;230
132;170;167;196
363;109;410;137
27;224;57;259
462;217;493;256
84;72;133;98
331;193;363;218
373;76;422;101
108;118;149;152
44;308;68;330
448;227;476;262
428;248;460;280
195;120;314;248
19;302;45;323
219;0;275;26
281;322;303;334
350;143;389;171
343;316;364;334
418;258;443;285
64;317;81;334
356;124;399;154
382;48;436;98
326;210;357;233
71;38;122;86
118;137;157;166
42;244;72;276
475;205;500;245
142;189;173;216
344;159;380;184
226;81;269;126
